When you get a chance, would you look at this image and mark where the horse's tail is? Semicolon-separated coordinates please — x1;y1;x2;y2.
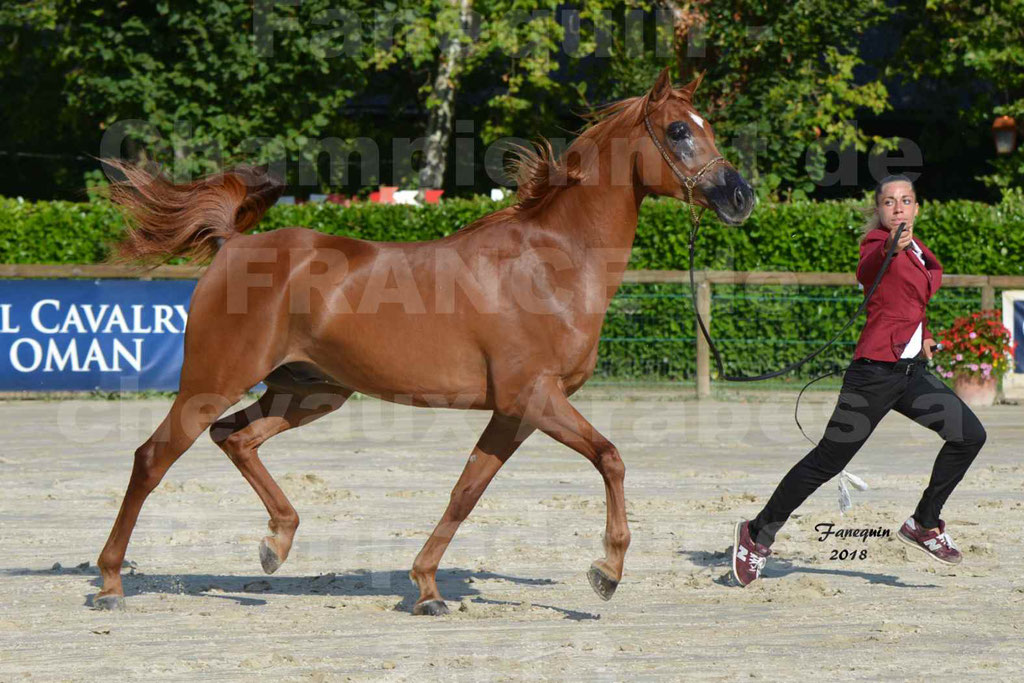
101;159;284;264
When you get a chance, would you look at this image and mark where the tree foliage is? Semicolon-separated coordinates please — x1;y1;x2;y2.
588;0;895;200
0;1;1020;201
889;0;1024;192
55;0;372;178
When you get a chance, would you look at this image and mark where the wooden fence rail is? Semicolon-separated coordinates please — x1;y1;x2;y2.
3;265;1022;398
619;270;1024;397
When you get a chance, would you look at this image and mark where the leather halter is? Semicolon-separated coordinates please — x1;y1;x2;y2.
642;95;725;227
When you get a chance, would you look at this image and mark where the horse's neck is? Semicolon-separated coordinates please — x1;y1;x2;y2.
532;169;643;294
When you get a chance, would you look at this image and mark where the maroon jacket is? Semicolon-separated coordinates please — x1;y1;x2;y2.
852;227;943;362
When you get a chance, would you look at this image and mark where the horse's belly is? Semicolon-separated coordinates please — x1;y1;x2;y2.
306;319;490;407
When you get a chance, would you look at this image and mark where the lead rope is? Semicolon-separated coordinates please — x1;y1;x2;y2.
688;214;905;511
795;364;869;514
689;215;904;513
643;98;905;513
690;214;904;513
686;218;906;382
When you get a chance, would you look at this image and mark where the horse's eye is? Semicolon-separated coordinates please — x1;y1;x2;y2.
667;121;690;141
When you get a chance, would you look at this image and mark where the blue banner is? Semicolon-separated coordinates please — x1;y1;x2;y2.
0;280;196;391
1016;300;1024;374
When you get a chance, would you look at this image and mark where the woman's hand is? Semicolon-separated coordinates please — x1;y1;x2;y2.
884;222;913;252
923;338;937;359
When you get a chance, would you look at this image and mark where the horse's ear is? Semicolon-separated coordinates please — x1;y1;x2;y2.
678;70;706;101
650;66;674;103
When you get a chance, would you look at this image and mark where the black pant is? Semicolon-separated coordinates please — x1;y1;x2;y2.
749;358;987;547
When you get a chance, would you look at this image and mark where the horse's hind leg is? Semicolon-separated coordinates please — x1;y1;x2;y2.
210;381;350;574
95;385;249;609
409;413;534;615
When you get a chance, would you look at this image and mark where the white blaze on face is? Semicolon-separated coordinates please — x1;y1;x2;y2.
688;112;706;131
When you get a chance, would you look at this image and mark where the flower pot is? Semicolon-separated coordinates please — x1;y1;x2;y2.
953;374;998;408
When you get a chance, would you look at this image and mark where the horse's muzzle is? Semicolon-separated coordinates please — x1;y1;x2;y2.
702;167;755;226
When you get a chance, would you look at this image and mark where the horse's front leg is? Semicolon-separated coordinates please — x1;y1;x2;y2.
409;413;534;615
519;377;630;601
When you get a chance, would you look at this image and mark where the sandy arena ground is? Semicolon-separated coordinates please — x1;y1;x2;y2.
0;390;1022;681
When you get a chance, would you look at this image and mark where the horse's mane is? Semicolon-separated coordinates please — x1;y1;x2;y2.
458;77;699;233
508;94;649;213
457;92;655;233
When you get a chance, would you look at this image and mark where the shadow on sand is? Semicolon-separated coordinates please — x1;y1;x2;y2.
1;564;593;615
676;548;941;589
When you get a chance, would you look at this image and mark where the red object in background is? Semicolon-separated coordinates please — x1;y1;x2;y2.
368;187;399;204
343;188;441;205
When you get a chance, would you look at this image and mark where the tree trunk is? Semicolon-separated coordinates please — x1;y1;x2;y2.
418;0;471;195
661;0;707;82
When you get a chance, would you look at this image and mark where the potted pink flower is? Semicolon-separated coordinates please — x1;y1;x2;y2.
932;309;1015;407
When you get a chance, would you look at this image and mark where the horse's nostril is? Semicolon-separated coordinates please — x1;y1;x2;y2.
733;187;745;208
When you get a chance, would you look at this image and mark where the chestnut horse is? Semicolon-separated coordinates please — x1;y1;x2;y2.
95;68;754;614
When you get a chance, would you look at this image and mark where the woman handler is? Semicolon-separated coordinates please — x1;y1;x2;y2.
731;175;987;587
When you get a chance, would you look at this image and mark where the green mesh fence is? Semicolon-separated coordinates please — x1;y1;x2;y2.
593;282;990;384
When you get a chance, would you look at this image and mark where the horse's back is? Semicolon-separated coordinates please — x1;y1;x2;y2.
188;226;492;403
185;222;595;407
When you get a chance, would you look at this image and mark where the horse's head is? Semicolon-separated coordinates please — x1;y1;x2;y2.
636;67;755;226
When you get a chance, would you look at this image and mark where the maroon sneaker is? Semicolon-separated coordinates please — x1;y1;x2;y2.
897;517;962;565
732;521;772;586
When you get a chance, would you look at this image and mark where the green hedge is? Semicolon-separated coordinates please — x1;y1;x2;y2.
2;191;1023;274
2;192;1021;381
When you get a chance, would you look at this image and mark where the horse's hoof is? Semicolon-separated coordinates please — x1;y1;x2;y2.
412;599;450;616
587;563;619;601
94;594;126;611
259;538;283;575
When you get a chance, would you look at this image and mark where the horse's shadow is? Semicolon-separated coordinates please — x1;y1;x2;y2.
1;564;570;614
677;548;940;589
